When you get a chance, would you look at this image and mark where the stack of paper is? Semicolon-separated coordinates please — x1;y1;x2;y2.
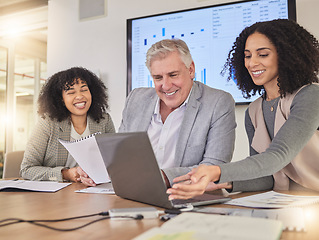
193;207;306;232
225;191;319;208
133;212;282;240
75;182;115;194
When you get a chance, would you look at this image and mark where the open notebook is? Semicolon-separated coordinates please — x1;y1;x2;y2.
0;180;71;192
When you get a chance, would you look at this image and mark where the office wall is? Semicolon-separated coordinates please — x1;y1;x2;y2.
47;0;319;162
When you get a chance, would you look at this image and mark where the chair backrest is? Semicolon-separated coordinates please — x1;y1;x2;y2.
3;151;25;179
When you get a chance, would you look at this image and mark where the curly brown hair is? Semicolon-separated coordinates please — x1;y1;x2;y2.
222;19;319;98
38;67;109;122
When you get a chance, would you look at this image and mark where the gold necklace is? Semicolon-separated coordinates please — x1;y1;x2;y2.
264;93;280;112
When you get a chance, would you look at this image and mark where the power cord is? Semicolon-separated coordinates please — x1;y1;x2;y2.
0;211;143;231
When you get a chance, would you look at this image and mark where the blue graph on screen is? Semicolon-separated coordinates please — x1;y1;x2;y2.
130;0;291;103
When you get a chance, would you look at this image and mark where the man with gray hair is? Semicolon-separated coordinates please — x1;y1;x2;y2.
79;39;236;187
119;39;236;187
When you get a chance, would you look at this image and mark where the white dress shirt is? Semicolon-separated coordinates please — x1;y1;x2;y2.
147;89;192;168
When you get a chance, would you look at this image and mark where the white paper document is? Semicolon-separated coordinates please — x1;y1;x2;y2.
58;133;110;184
75;182;115;194
133;212;282;240
225;191;319;208
194;207;306;232
0;180;71;192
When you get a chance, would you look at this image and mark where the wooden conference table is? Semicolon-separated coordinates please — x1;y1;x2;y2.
0;182;319;240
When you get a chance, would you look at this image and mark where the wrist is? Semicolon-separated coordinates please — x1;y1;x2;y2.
210;165;221;182
61;168;70;181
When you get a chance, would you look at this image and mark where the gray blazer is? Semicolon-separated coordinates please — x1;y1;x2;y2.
119;81;236;184
20;113;115;181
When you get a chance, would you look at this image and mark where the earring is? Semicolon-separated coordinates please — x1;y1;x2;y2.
277;77;280;88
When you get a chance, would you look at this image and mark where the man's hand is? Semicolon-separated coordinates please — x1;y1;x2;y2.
166;165;226;200
61;167;80;182
76;167;96;186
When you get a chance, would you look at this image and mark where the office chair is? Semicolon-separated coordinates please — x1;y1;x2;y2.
2;151;25;179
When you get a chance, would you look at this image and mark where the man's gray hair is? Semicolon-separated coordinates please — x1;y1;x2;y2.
145;39;193;71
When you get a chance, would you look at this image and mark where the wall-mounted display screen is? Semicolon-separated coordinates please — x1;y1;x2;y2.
127;0;296;104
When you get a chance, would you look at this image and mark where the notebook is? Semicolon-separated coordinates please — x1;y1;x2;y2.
95;132;231;209
0;180;71;192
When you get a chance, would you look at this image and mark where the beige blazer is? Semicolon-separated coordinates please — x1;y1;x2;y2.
249;86;319;191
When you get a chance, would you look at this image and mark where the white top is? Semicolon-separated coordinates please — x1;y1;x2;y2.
65;119;90;168
147;89;192;168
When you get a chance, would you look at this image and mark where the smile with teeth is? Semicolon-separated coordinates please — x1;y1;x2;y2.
164;90;178;96
251;70;265;76
74;102;85;108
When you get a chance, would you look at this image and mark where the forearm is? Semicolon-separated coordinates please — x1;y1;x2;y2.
231;176;274;192
21;165;65;181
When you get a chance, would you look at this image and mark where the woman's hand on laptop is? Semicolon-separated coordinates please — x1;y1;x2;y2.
76;167;96;187
166;165;229;200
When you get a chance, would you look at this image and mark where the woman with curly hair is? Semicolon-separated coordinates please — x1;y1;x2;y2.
20;67;115;182
167;19;319;199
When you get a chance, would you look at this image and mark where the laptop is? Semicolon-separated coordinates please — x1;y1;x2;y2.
95;132;231;209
